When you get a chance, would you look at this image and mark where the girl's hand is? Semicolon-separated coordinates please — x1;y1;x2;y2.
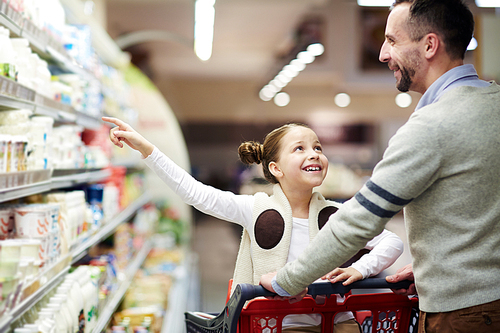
102;117;154;158
321;267;363;286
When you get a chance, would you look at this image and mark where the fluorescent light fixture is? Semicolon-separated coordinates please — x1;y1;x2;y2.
194;0;216;61
357;0;394;6
475;0;500;7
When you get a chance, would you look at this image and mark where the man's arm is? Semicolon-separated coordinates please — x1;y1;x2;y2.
266;114;442;296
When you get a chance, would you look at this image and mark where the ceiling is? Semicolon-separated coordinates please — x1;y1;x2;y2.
103;0;494;128
106;0;333;80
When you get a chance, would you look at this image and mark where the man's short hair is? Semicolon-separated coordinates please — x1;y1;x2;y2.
393;0;474;60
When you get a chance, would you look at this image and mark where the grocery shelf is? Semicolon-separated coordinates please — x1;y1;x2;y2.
0;262;71;333
91;240;153;333
0;5;22;35
0;3;94;80
0;194;152;333
0;76;102;130
0;168;111;204
71;192;152;264
162;253;200;333
59;0;130;69
51;168;112;190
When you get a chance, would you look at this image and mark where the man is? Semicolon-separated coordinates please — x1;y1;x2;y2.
260;0;500;332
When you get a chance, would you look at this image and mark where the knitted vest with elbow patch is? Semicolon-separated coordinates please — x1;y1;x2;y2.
230;184;341;295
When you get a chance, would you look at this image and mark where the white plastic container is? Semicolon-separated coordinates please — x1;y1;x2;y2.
0;240;21;278
0;26;17;80
49;294;74;333
44;303;71;333
35;58;52;98
58;279;84;333
10;38;35;89
0;109;32;125
0;134;10;173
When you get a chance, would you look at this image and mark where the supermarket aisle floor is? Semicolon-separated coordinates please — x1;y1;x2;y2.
191;213;411;313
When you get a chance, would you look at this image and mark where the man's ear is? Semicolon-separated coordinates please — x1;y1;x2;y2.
423;33;440;59
268;161;283;178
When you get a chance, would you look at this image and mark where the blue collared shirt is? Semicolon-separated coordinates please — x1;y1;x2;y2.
415;64;490;110
271;64;490;297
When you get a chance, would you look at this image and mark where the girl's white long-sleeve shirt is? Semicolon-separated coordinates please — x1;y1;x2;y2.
143;147;403;279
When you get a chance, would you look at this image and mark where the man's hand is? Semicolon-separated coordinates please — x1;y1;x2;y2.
386;263;417;295
259;272;277;293
259;272;308;304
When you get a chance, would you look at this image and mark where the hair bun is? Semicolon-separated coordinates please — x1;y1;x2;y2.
238;141;263;165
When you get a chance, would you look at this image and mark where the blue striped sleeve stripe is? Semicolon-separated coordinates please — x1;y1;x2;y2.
366;180;413;206
355;192;400;218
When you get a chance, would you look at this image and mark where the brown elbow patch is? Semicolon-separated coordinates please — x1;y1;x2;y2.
254;209;285;249
318;206;339;230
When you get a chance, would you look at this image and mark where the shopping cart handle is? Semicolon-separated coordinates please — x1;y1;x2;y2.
185;278;414;333
250;278;413;298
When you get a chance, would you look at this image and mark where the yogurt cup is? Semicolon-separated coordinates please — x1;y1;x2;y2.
0;240;21;278
0;207;13;239
14;205;50;238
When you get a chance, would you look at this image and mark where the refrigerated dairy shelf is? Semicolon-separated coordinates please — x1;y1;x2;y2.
0;75;102;130
71;192;152;264
0;194;152;333
92;240;153;333
0;5;94;82
0;169;111;203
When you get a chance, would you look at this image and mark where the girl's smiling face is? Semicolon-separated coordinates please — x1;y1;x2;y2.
269;126;328;191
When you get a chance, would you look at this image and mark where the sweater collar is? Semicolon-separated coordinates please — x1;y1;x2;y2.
416;64;487;110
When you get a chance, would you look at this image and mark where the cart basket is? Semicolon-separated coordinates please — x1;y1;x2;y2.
185;278;418;333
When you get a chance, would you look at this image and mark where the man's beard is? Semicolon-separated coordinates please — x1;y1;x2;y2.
396;65;416;92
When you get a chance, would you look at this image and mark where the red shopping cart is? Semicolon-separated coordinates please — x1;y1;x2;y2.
185;278;418;333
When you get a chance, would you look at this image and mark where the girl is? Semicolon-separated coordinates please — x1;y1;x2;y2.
102;117;403;333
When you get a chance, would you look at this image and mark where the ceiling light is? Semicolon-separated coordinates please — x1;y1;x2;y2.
276;74;292;84
270;79;286;88
475;0;500;7
297;51;315;64
194;0;216;61
274;92;290;107
395;93;412;108
259;18;324;103
334;93;351;108
289;59;306;71
282;65;299;77
267;83;281;93
259;87;274;101
357;0;393;6
307;43;324;56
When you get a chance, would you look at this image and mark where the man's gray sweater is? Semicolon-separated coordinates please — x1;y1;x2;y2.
277;82;500;312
